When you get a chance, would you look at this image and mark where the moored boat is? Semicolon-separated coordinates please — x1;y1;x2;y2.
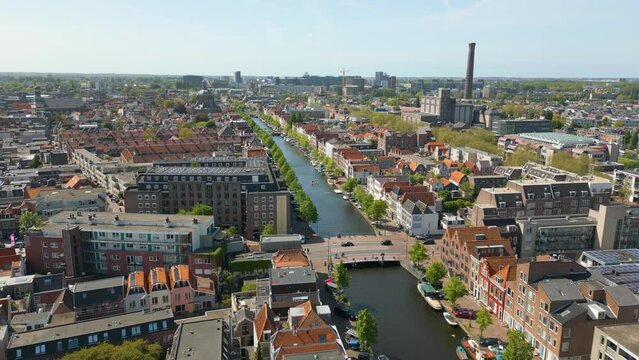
425;295;443;310
342;195;349;200
456;345;469;360
460;339;496;360
443;312;459;326
334;189;343;194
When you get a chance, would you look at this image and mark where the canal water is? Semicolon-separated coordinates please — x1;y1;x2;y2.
345;266;464;360
252;116;374;237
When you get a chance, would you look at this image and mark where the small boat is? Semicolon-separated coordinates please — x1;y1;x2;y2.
378;356;390;360
342;195;349;200
345;327;359;340
443;312;459;326
334;189;343;194
461;339;496;360
456;345;469;360
425;296;443;310
311;180;316;186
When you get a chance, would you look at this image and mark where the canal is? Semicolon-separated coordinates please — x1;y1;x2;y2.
344;266;465;359
252;115;374;237
252;115;463;359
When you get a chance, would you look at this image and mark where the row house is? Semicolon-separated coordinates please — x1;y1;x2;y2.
365;175;410;200
477;258;516;321
7;309;175;360
348;164;381;184
440;227;513;292
424;141;449;160
502;259;639;360
334;148;366;175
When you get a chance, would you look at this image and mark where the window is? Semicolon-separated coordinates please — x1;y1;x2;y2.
152;297;158;305
88;334;98;344
561;341;570;353
111;255;120;260
15;349;22;358
148;322;158;332
121;328;127;338
563;328;571;339
35;344;46;355
131;326;142;336
57;341;63;352
149;256;158;262
162;320;168;330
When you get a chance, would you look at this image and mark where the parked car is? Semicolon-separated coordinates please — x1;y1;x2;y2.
371;220;382;226
422;238;435;245
453;309;476;319
341;241;354;247
415;234;427;240
381;239;392;246
479;338;501;347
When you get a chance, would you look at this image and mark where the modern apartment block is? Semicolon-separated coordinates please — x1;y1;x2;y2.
591;323;639;360
124;157;290;239
515;216;598;258
613;168;639;203
24;212;218;278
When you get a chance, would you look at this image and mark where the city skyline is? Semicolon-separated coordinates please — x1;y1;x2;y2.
1;0;639;78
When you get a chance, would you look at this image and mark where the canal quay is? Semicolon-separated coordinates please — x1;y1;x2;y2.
253;115;466;359
252;115;374;237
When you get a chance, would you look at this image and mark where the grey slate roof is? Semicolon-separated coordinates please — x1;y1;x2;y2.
41;98;85;110
604;285;639;307
538;278;584;303
551;302;587;324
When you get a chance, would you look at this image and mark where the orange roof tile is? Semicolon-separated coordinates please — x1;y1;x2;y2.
274;249;310;268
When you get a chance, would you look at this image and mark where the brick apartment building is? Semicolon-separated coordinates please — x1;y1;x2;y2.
124;157;290;239
440;227;513;292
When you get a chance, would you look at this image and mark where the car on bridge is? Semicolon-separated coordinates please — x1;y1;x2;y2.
340;241;354;247
381;239;393;246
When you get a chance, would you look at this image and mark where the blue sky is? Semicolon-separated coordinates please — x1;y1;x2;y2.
0;0;637;78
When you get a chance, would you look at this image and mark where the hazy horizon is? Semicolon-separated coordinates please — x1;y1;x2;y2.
2;0;638;78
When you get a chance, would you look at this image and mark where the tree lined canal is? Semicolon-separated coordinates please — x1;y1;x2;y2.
252;115;463;359
252;115;374;237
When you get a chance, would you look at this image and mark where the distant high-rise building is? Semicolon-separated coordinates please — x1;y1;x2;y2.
388;76;397;89
182;75;204;89
464;42;476;99
374;71;384;87
234;71;242;84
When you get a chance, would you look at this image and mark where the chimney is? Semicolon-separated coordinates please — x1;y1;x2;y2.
464;42;476;100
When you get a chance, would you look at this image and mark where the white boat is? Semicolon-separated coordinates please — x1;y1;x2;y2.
425;296;443;310
443;312;459;326
334;189;343;194
342;195;349;200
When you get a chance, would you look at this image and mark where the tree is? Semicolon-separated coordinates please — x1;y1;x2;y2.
333;260;350;291
632;130;639;149
194;113;209;122
299;198;318;223
19;211;43;233
178;127;193;140
255;342;264;360
142;128;158;141
356;309;378;353
224;226;238;236
408;241;428;266
476;308;493;339
342;178;359;193
178;203;213;216
409;173;425;185
29;157;43;168
261;223;276;235
365;199;388;221
61;339;163;360
503;329;534;360
504;148;541;166
443;276;468;309
424;261;447;286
